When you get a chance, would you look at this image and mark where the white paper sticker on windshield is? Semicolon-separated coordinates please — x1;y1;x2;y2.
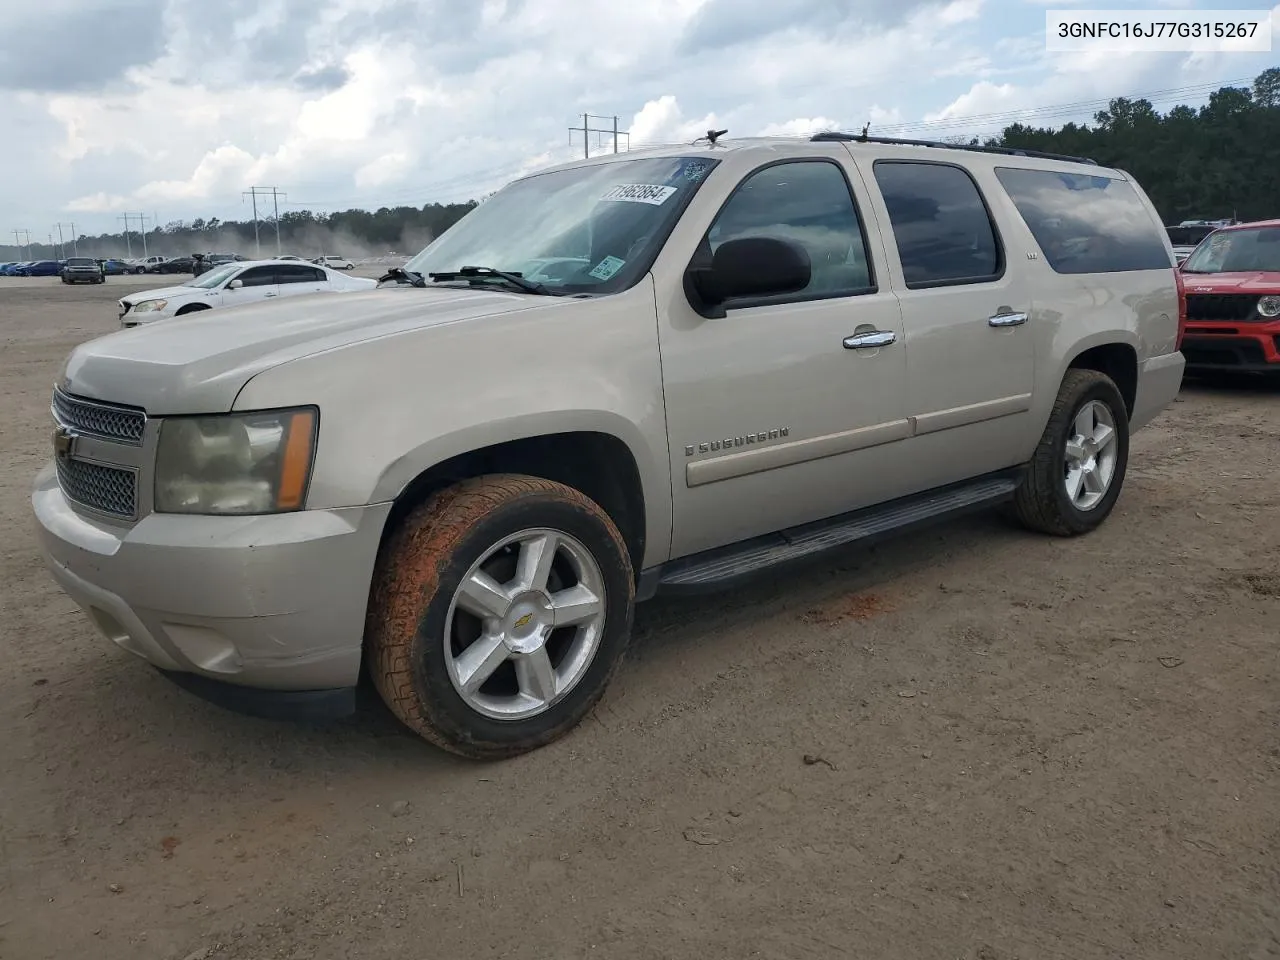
588;255;626;280
600;183;677;205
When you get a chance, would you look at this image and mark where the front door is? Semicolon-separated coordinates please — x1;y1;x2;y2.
220;264;280;306
656;151;913;559
854;155;1036;482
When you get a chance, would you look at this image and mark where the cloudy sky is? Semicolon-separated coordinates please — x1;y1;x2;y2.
3;0;1277;241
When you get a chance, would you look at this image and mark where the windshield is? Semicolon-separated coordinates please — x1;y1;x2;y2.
1182;226;1280;273
404;155;720;294
184;264;240;288
1166;225;1215;247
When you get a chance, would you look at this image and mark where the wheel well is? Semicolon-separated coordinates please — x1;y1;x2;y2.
1068;343;1137;416
379;432;648;580
175;303;210;315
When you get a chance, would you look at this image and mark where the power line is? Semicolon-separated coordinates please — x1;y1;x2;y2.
625;74;1259;149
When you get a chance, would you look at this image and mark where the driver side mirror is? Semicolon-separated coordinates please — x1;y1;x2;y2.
227;278;244;289
685;236;811;319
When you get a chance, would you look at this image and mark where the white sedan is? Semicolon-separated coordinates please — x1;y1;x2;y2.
314;255;355;270
117;259;376;327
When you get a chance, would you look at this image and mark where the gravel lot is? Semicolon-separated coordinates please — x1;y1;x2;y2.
1;276;1277;960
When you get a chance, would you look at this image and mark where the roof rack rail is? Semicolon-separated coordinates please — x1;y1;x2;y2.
809;132;1098;166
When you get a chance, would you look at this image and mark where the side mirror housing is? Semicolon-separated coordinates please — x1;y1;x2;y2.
685;237;811;318
227;278;244;290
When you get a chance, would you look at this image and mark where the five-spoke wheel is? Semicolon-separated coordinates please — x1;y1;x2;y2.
366;475;635;759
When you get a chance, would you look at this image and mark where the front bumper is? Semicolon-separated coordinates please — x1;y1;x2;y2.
32;462;392;707
1180;322;1280;372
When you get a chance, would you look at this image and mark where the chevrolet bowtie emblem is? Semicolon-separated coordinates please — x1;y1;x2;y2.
52;424;79;459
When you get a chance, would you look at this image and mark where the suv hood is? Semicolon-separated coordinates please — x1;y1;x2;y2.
1180;270;1280;293
61;286;563;414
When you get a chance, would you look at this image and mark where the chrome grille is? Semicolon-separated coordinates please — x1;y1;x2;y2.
52;388;146;444
55;458;137;519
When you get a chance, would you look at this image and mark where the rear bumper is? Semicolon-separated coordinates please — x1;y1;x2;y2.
1181;325;1280;372
1130;351;1187;432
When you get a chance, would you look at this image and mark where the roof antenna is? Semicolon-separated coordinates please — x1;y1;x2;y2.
695;128;729;147
859;122;870;141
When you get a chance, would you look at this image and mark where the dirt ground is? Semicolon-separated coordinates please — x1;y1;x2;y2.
0;276;1277;960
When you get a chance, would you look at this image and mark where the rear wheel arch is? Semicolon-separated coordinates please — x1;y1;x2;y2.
1063;341;1138;416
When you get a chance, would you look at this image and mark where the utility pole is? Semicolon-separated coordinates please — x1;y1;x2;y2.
118;213;151;258
54;223;65;258
570;114;630;158
13;229;31;259
60;222;78;256
243;187;285;257
118;214;134;257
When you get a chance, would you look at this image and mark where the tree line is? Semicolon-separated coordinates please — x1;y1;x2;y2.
4;69;1278;263
983;67;1280;223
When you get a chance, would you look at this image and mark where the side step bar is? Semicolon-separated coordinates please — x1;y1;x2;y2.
639;469;1023;598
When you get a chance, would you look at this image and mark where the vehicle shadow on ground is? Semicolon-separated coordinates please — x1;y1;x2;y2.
28;507;1021;792
132;510;1020;765
1179;373;1280;398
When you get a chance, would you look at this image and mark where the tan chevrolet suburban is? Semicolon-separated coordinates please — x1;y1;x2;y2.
32;133;1185;758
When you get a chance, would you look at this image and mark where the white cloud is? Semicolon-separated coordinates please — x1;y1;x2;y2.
757;116;843;137
0;0;1275;243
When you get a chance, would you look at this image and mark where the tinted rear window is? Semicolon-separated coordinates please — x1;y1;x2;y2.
872;160;1003;287
993;167;1171;274
66;258;96;265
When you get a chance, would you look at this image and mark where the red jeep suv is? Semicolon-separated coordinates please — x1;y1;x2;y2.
1177;219;1280;374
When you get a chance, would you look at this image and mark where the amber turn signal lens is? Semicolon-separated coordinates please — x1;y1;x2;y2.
276;409;317;510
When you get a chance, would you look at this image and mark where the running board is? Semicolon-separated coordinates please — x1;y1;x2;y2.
645;470;1022;596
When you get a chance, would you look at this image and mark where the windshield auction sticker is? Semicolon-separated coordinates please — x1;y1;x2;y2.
600;184;678;205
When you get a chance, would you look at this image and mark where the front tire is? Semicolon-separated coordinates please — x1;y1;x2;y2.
366;474;635;759
1011;369;1130;536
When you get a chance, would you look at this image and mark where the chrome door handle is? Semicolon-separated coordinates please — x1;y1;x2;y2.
988;311;1027;327
263;292;278;297
843;330;896;349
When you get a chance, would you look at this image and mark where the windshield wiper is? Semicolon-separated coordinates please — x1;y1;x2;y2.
427;265;553;296
377;266;427;287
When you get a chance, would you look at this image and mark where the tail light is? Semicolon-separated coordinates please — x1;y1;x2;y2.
1174;265;1187;351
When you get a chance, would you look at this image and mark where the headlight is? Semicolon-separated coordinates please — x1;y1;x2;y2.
1258;295;1280;318
154;407;318;515
131;299;168;313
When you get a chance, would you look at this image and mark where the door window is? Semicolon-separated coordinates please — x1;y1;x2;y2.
872;160;1003;288
276;264;327;284
235;266;277;287
705;159;876;303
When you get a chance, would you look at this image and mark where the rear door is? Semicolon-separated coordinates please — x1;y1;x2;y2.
850;153;1036;486
273;263;329;298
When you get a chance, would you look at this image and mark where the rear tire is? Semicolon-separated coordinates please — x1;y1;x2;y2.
366;474;635;759
1011;369;1130;537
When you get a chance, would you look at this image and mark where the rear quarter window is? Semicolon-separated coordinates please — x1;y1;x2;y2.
993;167;1172;274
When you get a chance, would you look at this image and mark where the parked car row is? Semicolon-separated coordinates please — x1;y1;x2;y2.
1;258;134;277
